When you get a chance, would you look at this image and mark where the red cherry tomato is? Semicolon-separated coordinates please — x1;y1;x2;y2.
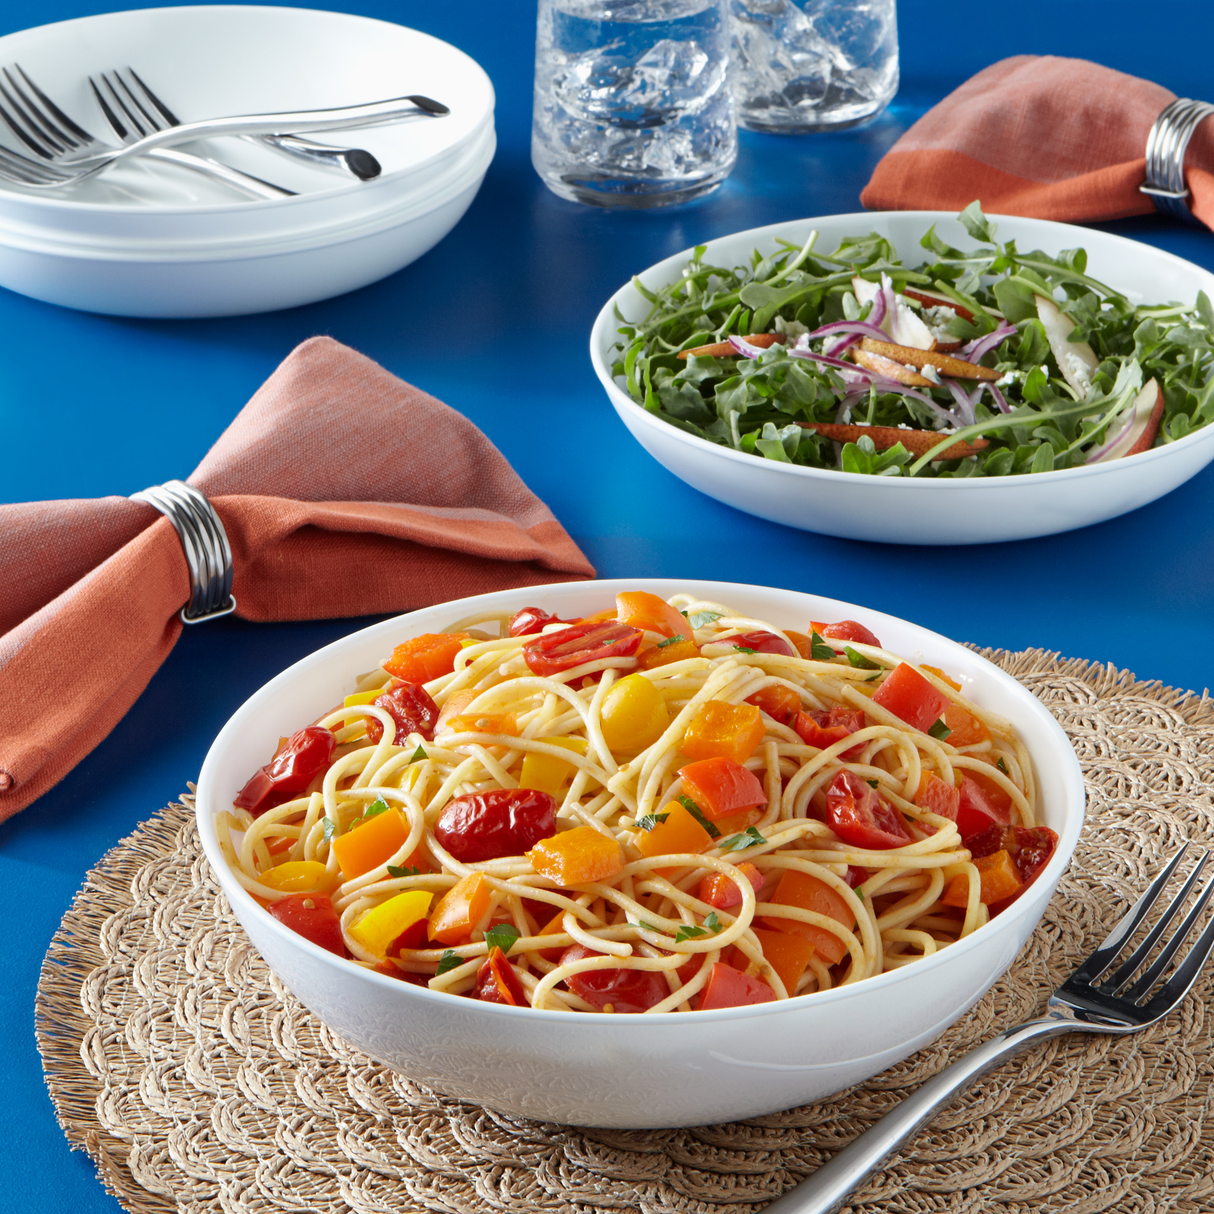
969;824;1058;886
871;663;951;734
388;918;430;954
374;963;430;986
697;961;775;1010
955;775;1012;842
559;944;669;1013
268;893;347;957
844;866;871;888
522;621;643;677
434;788;557;862
731;630;797;657
235;726;336;817
813;620;883;648
473;946;528;1005
822;770;912;850
365;681;440;744
508;606;581;637
793;706;867;757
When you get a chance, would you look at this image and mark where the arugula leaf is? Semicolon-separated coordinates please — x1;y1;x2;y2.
435;950;463;975
679;795;722;838
484;923;521;955
927;719;953;741
322;816;338;842
844;646;881;670
657;634;686;648
688;610;724;629
410;744;428;763
387;865;421;878
810;631;836;661
721;826;766;851
635;812;670;832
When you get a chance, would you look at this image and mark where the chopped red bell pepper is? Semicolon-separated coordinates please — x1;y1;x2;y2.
697;961;776;1010
871;663;951;733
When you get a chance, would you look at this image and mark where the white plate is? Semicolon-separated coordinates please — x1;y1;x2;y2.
590;212;1214;545
195;578;1084;1128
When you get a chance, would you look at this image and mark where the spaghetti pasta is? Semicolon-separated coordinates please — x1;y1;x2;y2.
220;592;1057;1013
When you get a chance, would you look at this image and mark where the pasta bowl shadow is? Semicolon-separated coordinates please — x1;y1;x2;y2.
589;213;1214;545
195;579;1084;1128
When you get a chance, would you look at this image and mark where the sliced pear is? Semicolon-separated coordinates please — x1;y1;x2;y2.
677;333;784;359
1034;295;1099;396
858;338;1000;382
1090;379;1165;463
852;276;936;351
852;348;934;386
800;421;988;460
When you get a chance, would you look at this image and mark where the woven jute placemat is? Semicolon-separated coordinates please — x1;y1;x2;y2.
35;649;1214;1214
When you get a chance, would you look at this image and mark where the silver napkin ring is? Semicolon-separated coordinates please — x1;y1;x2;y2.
130;480;237;625
1140;97;1214;224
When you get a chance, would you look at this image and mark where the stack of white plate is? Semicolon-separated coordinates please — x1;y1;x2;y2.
0;6;496;317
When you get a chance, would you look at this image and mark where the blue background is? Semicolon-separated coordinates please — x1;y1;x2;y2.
2;2;1213;1211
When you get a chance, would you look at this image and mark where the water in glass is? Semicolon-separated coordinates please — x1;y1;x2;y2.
532;0;736;207
730;0;898;132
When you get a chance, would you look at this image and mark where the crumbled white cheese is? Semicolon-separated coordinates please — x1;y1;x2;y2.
921;304;959;341
1062;351;1093;395
773;316;809;342
919;364;942;384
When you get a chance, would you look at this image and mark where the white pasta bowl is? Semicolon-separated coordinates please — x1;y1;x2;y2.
195;579;1084;1128
589;213;1214;545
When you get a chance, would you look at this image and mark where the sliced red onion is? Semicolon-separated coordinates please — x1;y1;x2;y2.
869;283;888;330
1085;404;1137;463
946;379;976;427
790;348;960;425
728;334;769;359
961;323;1017;363
982;382;1010;414
824;332;860;357
807;319;892;344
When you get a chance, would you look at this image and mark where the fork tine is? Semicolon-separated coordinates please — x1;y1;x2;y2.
98;73;149;138
1069;843;1190;985
1140;879;1214;1017
14;65;94;144
125;67;181;126
0;77;57;156
2;68;76;152
88;77;130;140
1103;850;1210;993
108;71;163;133
1125;869;1214;1005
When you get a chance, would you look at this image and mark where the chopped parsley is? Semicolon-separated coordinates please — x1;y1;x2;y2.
734;644;757;655
322;816;338;842
810;631;836;661
435;950;463;975
484;923;521;954
656;634;686;648
387;865;421;878
679;795;722;838
636;812;670;832
721;826;766;851
866;779;880;788
997;756;1010;775
844;646;881;670
927;719;953;741
675;911;724;943
410;744;428;763
634;919;666;934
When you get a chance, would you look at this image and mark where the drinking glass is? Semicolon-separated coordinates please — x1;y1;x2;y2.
730;0;898;132
531;0;737;208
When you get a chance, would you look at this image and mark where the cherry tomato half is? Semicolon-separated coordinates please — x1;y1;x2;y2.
508;606;582;637
522;621;644;677
955;775;1012;842
559;944;669;1013
821;770;912;850
793;706;867;757
235;726;336;817
813;619;883;648
731;630;797;657
434;788;557;862
473;946;528;1005
365;681;440;744
268;893;347;957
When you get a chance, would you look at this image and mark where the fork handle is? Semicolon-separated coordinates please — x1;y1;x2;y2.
255;134;382;181
762;1015;1080;1214
144;148;295;199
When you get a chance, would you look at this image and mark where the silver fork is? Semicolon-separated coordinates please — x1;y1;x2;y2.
763;845;1214;1214
99;68;383;182
0;65;295;199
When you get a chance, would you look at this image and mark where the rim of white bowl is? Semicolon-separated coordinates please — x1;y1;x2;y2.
589;211;1214;492
195;577;1086;1025
0;5;495;217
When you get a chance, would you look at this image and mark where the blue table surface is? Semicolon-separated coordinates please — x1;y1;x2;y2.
4;1;1214;1209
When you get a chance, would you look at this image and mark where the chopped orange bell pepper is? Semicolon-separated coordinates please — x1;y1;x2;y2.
331;806;411;880
942;850;1022;907
527;826;624;885
635;801;714;859
442;711;519;737
921;664;963;692
383;633;470;684
615;590;688;638
914;771;960;821
745;683;802;725
429;873;491;945
712;807;765;836
637;636;700;669
679;756;768;821
681;700;766;764
942;703;990;746
535;908;570;961
784;630;815;660
760;869;856;964
579;608;618;625
734;928;815;996
699;861;764;909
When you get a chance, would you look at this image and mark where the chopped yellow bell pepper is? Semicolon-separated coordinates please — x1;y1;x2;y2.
519;737;587;796
681;700;766;764
600;674;669;752
344;686;387;707
258;860;336;894
349;890;433;958
527;825;624;885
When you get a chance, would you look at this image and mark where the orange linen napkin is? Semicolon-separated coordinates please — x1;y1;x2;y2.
0;337;595;820
861;56;1214;230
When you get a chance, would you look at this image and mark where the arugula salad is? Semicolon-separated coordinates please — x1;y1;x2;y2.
613;204;1214;477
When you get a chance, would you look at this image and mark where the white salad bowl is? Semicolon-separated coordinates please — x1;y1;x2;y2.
195;579;1084;1128
589;213;1214;545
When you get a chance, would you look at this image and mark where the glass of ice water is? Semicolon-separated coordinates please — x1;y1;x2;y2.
730;0;898;132
531;0;737;207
